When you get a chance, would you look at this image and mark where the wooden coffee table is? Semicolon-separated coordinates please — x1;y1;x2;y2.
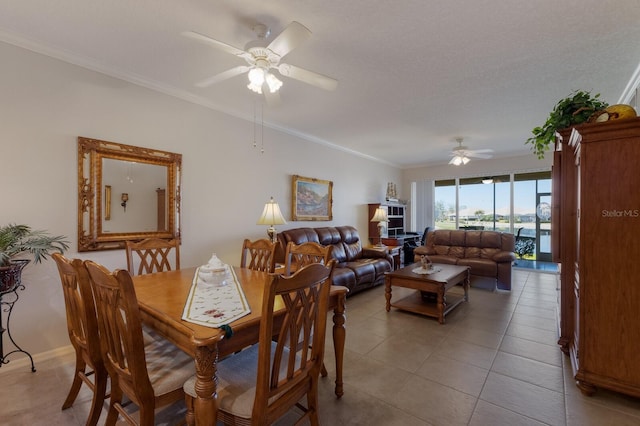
385;263;470;324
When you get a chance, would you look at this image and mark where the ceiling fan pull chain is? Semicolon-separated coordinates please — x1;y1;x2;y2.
253;100;258;149
261;101;265;154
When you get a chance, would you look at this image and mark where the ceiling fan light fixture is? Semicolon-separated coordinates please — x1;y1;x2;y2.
462;156;470;165
265;73;283;93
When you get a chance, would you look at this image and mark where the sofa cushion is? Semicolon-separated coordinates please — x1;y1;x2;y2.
332;267;357;288
458;258;497;277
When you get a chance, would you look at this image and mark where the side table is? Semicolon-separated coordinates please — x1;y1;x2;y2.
368;245;402;270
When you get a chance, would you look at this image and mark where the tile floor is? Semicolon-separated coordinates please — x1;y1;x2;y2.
2;269;640;425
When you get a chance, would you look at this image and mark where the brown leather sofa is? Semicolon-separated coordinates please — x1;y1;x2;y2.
275;226;393;296
414;229;515;290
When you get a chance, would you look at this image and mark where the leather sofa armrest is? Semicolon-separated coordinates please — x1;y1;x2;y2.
413;246;434;256
493;251;516;262
361;248;394;267
362;247;387;258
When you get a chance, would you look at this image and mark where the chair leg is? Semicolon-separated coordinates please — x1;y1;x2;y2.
86;368;108;426
320;362;328;378
307;382;320;426
184;394;195;426
104;386;123;426
61;354;86;410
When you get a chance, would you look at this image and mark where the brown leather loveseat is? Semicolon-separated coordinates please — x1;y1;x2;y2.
414;229;515;290
275;226;393;296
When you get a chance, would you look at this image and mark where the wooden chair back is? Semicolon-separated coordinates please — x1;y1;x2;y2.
125;238;180;275
283;241;333;275
254;260;336;423
240;238;278;273
84;260;193;425
52;253;107;426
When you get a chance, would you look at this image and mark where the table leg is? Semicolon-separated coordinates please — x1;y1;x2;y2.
463;270;470;302
385;275;392;312
193;345;219;426
332;293;346;398
437;289;445;324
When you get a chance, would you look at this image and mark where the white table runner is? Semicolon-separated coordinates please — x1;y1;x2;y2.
181;266;251;327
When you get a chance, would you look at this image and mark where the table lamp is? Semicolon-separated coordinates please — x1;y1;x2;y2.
370;207;388;247
257;197;287;243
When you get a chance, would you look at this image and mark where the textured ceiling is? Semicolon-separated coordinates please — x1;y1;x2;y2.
1;0;639;167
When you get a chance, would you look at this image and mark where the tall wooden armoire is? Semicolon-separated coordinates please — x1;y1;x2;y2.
553;117;640;397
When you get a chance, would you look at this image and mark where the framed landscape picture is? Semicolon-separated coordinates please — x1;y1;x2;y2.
291;175;333;221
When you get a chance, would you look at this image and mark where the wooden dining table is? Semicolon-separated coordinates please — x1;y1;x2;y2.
132;266;348;426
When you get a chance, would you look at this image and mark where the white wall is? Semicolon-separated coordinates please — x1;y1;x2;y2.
0;41;401;358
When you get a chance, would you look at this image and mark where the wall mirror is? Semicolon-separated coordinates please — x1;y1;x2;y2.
78;137;181;252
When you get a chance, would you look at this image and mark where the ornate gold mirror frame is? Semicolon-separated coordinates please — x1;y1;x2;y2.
78;137;182;252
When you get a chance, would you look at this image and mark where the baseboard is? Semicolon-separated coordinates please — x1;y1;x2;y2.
0;344;74;374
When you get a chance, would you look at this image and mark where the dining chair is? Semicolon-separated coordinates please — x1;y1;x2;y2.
283;241;334;377
184;260;336;426
125;238;180;275
240;238;278;273
53;253;108;426
84;260;194;426
283;241;333;275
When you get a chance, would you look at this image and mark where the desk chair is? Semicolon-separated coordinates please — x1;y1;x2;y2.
53;253;107;426
125;238;180;275
85;260;193;426
240;238;278;273
184;261;336;426
283;241;333;275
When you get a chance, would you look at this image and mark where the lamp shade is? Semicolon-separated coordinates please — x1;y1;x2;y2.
370;207;388;222
257;197;287;226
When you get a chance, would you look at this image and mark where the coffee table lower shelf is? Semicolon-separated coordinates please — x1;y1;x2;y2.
390;291;466;320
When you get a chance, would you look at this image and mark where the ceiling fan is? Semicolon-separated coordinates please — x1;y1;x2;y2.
448;137;493;165
182;21;338;101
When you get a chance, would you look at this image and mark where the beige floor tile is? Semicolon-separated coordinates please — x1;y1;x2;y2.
509;311;558;331
499;334;563;367
469;400;548;426
415;353;489;397
445;324;504;349
506;322;559;345
432;336;498;369
491;351;564;392
367;333;437;373
313;381;432;426
390;375;477;426
340;355;413;402
480;372;566;426
565;392;640;426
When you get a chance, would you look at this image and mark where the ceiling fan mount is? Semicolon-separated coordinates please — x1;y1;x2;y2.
182;21;338;103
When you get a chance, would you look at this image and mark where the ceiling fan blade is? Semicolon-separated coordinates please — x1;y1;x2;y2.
467;153;493;159
195;65;251;88
267;21;312;58
469;149;494;154
277;63;338;91
182;31;250;58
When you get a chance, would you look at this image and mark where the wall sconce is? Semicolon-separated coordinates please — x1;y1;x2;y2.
121;193;129;211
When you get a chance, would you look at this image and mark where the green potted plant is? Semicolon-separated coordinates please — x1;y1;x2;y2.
0;224;69;293
526;90;608;159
